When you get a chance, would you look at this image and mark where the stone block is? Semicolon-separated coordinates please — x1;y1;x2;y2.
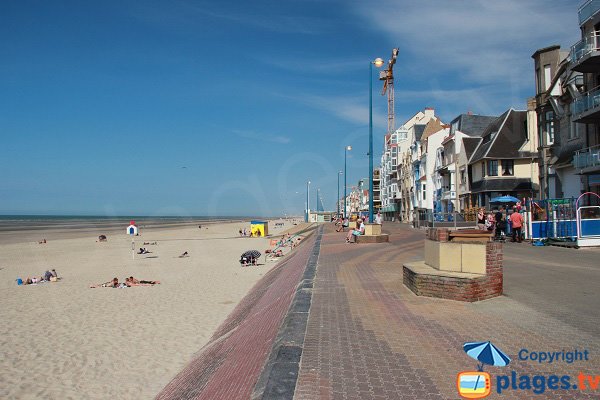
438;242;461;272
460;243;486;274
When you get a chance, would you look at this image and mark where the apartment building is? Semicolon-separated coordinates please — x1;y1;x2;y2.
563;1;600;196
380;108;439;221
468;109;539;207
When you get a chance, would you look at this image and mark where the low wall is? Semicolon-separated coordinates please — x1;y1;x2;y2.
403;228;503;302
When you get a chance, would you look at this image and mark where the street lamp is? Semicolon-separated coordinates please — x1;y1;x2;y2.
337;171;343;217
344;145;352;219
308;181;312;222
369;57;384;223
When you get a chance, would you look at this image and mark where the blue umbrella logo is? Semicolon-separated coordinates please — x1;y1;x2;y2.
462;341;511;395
463;341;511;371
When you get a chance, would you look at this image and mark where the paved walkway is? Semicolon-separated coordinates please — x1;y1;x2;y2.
156;223;600;399
294;223;600;400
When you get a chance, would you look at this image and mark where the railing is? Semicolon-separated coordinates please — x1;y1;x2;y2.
412;211;476;230
574;144;600;169
570;31;600;64
579;0;600;26
572;86;600;117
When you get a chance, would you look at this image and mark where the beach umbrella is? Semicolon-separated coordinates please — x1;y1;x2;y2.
463;341;511;370
241;250;261;259
490;195;520;203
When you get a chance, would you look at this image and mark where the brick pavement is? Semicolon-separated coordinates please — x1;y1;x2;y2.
294;223;600;400
156;222;600;400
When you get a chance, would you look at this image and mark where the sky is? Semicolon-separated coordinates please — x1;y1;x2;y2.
0;0;581;217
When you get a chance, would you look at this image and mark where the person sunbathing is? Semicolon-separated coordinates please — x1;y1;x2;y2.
128;276;160;285
90;277;120;288
137;248;152;254
178;251;189;258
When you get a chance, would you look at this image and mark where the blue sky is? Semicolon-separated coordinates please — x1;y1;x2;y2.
1;0;580;217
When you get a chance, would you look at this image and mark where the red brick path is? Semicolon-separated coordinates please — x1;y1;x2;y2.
156;232;317;400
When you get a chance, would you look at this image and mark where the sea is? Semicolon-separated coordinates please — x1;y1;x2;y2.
0;215;261;244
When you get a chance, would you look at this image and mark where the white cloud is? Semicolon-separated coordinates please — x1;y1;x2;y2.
350;0;579;86
290;93;388;129
233;129;291;144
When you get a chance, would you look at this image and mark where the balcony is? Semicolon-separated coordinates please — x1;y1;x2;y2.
570;31;600;72
579;0;600;26
574;144;600;173
572;87;600;122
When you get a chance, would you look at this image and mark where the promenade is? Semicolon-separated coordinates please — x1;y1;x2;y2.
158;222;600;400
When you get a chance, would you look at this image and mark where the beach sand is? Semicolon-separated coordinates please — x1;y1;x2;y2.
0;220;304;399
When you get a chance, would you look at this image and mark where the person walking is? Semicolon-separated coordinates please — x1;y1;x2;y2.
509;206;524;243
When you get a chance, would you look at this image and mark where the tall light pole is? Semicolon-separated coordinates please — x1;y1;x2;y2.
369;57;385;223
306;180;311;222
337;171;343;217
344;145;352;219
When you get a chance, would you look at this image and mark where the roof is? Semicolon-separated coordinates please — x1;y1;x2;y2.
463;137;482;161
413;124;427;141
531;44;561;59
420;119;444;142
450;114;498;137
469;109;529;163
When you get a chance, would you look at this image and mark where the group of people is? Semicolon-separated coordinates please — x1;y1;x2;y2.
477;205;524;243
17;269;59;285
90;276;160;288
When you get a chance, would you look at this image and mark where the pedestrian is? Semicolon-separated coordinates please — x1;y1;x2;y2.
239;228;243;237
477;208;486;230
509;206;524;243
495;206;505;239
375;211;382;225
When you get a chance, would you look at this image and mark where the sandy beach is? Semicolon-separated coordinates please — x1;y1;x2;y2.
0;219;304;399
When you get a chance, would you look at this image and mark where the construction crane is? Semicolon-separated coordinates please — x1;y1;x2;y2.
379;48;399;135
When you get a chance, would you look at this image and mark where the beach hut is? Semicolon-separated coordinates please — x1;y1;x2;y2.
126;221;138;236
251;220;268;237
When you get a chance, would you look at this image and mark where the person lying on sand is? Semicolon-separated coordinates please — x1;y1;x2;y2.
90;277;121;288
126;277;160;286
137;248;152;254
178;251;189;258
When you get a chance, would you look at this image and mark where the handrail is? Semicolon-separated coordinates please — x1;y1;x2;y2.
570;30;600;64
579;0;600;26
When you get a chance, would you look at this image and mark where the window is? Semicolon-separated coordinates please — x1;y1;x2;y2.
481;162;486;178
501;160;514;176
535;67;541;93
422;183;426;200
544;64;551;91
487;160;498;176
545;111;555;145
570;121;584;139
460;168;466;184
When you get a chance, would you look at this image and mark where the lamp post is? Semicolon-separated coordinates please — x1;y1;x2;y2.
306;180;311;222
344;145;352;219
337;171;343;217
369;57;385;223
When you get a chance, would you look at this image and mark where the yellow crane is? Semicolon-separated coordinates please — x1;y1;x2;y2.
379;48;399;135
